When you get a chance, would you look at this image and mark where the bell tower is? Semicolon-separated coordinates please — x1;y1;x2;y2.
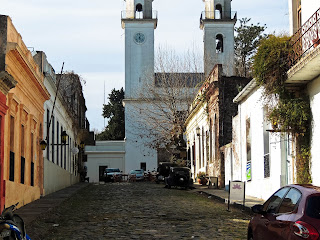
121;0;157;99
121;0;158;173
200;0;236;77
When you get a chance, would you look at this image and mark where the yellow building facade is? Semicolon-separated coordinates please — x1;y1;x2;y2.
1;16;50;208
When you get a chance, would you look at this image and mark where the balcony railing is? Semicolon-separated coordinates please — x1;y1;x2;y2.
200;11;237;21
289;8;320;66
121;10;158;20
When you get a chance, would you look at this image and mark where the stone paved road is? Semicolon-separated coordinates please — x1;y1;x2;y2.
27;182;252;240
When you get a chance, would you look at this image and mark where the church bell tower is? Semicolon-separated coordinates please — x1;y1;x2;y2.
200;0;236;77
121;0;158;173
121;0;157;99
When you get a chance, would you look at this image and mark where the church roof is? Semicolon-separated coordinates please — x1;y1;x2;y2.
154;72;204;88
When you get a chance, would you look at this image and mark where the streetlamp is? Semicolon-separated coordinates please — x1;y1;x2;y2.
40;131;69;150
196;126;201;137
80;141;85;150
40;140;47;151
61;131;68;144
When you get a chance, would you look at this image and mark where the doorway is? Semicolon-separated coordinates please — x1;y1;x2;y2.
99;165;108;181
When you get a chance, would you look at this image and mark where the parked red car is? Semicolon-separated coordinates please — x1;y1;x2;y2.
248;184;320;240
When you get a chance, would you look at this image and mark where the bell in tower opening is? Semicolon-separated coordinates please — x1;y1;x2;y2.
202;0;232;19
124;0;154;19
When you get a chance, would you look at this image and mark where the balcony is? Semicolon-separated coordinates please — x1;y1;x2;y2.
287;8;320;85
121;10;158;29
200;11;237;29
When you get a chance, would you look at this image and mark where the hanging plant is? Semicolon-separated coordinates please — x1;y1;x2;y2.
253;35;292;96
253;34;312;184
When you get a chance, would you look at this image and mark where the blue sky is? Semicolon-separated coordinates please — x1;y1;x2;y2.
2;0;289;131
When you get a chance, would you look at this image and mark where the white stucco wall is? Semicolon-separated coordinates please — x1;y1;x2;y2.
85;141;125;183
223;144;233;188
308;76;320;186
124;102;157;173
288;0;320;35
234;85;289;200
301;0;320;23
44;160;79;195
124;22;155;99
39;52;80;196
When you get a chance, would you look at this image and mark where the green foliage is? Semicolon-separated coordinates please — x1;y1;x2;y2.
253;34;312;184
253;35;292;95
296;143;312;184
268;96;311;134
96;88;125;140
234;18;267;78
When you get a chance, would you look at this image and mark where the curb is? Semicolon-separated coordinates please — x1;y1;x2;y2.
197;190;253;214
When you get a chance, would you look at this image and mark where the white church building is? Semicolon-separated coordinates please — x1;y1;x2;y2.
85;0;238;181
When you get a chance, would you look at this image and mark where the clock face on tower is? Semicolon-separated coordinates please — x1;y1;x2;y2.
134;32;146;44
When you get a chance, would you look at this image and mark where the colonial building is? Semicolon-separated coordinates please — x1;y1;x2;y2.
185;65;249;188
33;52;91;195
287;1;320;185
231;80;294;200
0;16;18;211
0;15;50;208
185;0;246;188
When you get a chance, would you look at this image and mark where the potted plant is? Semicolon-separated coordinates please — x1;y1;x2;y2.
197;172;207;185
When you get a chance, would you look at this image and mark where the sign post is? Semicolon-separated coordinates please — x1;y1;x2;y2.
228;180;246;211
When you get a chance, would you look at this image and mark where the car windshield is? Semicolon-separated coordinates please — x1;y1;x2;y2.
106;169;120;173
306;196;320;219
130;170;143;174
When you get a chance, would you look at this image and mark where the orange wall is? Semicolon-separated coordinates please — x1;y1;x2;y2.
2;16;50;208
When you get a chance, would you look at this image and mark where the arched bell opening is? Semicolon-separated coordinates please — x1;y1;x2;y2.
216;34;224;53
215;4;222;19
135;3;143;19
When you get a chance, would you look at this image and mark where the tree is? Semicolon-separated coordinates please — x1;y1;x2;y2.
234;18;267;78
96;88;125;140
126;46;204;163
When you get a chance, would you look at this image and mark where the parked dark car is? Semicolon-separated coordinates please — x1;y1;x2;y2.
247;184;320;240
165;167;193;189
156;162;177;183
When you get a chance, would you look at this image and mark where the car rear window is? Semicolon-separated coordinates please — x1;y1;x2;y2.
306;196;320;219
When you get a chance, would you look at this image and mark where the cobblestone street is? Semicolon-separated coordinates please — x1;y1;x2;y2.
27;182;252;240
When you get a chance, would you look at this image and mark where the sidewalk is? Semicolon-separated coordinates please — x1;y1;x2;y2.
15;182;89;226
191;183;265;212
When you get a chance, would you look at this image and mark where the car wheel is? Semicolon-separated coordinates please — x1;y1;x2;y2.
247;230;253;240
167;184;171;189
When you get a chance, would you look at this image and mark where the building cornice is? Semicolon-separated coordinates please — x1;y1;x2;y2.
0;71;17;95
121;18;158;29
6;42;50;100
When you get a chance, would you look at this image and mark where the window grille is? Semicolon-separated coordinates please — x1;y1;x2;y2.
264;153;270;178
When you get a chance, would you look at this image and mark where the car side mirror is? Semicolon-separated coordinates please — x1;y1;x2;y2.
251;204;265;214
